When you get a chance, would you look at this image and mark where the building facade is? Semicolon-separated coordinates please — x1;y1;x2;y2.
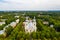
23;17;37;33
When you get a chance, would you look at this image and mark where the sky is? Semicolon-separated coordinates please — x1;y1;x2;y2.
0;0;60;11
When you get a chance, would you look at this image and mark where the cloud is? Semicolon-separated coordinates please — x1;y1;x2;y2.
0;0;60;11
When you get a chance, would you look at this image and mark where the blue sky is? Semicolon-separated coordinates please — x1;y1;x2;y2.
0;0;60;11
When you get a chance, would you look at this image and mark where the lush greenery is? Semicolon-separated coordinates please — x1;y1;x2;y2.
0;11;60;40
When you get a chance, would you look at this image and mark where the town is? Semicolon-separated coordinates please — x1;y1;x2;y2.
0;11;60;40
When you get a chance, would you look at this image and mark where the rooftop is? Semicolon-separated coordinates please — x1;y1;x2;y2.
0;30;4;34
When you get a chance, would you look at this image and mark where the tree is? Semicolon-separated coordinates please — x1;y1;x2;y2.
5;26;13;36
31;32;37;39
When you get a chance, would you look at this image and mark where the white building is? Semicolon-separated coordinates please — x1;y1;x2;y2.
23;17;37;33
0;30;6;37
0;22;5;26
0;19;20;36
0;30;4;35
15;16;19;18
16;19;19;23
50;24;54;28
43;21;49;25
10;22;17;28
1;19;7;22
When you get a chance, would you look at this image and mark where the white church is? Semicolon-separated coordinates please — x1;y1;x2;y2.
23;16;37;33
